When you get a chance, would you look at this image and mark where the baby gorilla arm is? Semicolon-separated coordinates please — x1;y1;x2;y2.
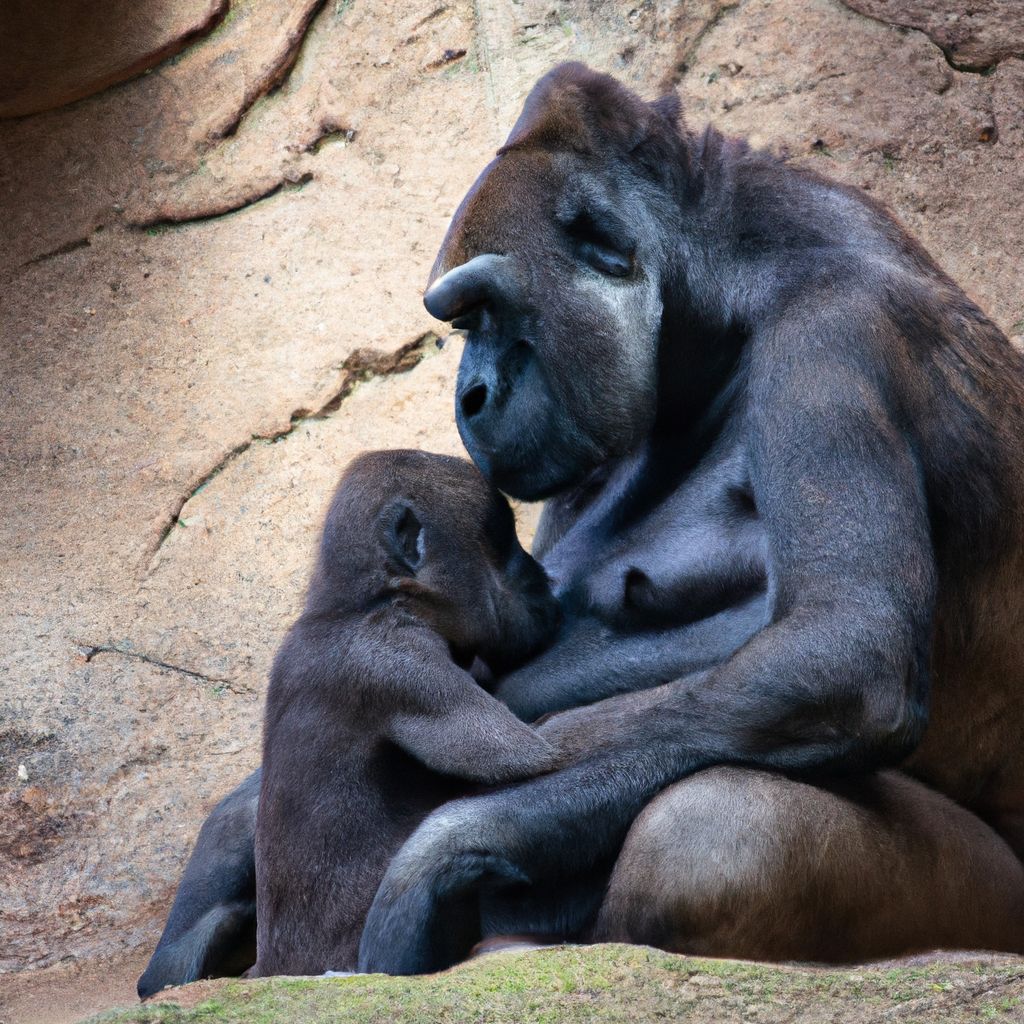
382;631;558;784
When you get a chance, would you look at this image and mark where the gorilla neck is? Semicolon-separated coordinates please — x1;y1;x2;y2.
651;123;834;436
654;293;748;442
671;123;889;331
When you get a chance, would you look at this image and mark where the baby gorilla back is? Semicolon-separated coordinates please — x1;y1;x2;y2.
254;450;560;975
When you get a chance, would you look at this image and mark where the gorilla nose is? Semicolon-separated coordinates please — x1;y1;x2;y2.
460;382;488;419
423;253;516;323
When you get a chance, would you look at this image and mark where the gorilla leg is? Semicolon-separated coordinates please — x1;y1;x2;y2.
592;767;1024;961
137;770;260;999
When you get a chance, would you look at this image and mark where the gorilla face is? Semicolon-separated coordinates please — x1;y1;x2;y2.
424;64;684;501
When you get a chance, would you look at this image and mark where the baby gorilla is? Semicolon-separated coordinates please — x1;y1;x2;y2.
253;449;560;976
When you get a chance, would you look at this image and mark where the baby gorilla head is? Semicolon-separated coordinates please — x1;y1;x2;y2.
307;449;560;675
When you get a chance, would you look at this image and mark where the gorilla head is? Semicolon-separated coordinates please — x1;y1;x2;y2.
425;63;689;500
310;450;559;673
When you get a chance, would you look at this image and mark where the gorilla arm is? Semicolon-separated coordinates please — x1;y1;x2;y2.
491;594;766;722
380;629;559;784
357;298;938;974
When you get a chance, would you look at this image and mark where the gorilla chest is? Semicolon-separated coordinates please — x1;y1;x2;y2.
540;439;764;628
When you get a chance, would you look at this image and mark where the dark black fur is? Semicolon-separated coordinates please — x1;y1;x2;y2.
357;62;1024;972
254;450;559;975
136;771;259;999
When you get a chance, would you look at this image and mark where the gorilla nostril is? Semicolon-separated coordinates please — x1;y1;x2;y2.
461;383;488;418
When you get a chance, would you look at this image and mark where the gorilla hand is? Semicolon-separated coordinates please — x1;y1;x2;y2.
357;716;662;976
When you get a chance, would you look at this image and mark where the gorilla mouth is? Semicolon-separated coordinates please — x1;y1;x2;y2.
478;445;598;503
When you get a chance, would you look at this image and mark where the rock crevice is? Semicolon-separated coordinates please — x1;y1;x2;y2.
78;643;242;690
145;332;438;567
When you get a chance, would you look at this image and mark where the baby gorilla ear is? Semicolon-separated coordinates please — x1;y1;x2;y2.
386;503;426;574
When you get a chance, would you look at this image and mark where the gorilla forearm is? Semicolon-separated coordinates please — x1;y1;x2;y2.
494;593;766;721
358;758;656;974
540;620;924;777
360;613;929;976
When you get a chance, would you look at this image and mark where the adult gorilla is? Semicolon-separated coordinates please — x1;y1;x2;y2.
139;63;1024;993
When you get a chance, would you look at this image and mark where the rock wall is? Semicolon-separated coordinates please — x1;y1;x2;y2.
1;1;1022;1019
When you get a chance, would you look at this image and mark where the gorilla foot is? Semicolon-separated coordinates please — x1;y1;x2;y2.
137;898;256;1000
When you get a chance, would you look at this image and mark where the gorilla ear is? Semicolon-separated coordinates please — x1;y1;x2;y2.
385;503;426;574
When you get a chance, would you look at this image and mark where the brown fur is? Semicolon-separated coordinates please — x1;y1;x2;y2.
595;768;1024;960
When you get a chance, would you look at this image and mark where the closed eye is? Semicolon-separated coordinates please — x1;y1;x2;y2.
576;237;632;277
564;210;635;279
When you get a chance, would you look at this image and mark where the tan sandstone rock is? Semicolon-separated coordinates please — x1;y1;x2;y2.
0;0;229;119
840;0;1024;72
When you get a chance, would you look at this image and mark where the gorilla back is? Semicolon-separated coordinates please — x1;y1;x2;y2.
255;450;559;976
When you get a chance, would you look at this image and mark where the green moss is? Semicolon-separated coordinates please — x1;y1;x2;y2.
86;945;1024;1024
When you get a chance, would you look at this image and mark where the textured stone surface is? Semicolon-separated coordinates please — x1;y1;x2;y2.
0;0;229;119
0;339;462;969
680;0;1024;338
840;0;1024;71
1;2;1023;1021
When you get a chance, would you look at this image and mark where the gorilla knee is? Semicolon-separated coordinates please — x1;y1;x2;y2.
593;767;816;956
137;899;256;999
138;772;260;998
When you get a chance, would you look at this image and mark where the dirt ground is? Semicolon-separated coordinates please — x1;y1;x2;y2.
1;2;1023;1022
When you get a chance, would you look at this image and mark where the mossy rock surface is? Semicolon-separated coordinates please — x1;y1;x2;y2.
85;944;1024;1024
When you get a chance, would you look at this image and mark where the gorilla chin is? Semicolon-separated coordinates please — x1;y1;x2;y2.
452;333;654;503
456;425;600;503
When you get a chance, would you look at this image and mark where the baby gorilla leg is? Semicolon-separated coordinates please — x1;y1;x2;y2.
137;771;259;998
